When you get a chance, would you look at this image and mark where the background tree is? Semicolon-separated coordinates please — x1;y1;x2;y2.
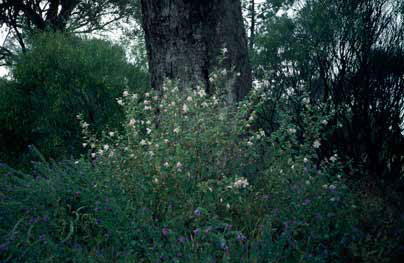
252;0;404;187
140;0;251;102
0;32;148;168
0;0;137;65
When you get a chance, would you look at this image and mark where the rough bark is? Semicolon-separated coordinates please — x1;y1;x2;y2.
140;0;252;102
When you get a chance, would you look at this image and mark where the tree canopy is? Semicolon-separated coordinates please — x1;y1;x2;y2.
0;0;138;65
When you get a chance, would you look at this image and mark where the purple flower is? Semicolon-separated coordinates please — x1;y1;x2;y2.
29;216;37;224
315;213;323;221
204;226;213;235
194;208;202;217
96;218;101;225
237;232;247;241
39;234;46;242
0;243;8;253
43;216;49;222
95;207;100;212
177;236;186;243
162;227;170;237
193;228;200;236
224;224;232;231
303;199;311;206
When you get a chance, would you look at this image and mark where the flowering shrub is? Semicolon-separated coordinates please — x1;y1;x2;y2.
1;80;402;262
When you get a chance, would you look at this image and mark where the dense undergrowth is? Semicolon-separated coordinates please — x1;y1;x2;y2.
1;81;403;262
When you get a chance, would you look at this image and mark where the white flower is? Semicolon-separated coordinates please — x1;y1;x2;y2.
330;197;336;202
288;128;296;134
226;203;230;209
90;143;96;149
233;177;249;188
144;106;152;110
103;144;109;151
146;128;152;134
164;139;169;144
123;90;129;97
313;140;321;149
176;162;183;170
140;139;147;146
306;180;311;185
330;155;337;162
201;102;209;108
329;184;336;190
132;93;138;100
304;157;309;163
91;153;96;158
236;72;241;77
164;162;169;167
149;151;154;157
129;119;136;126
247;141;253;146
302;97;310;104
82;122;89;128
146;120;151;125
259;130;265;137
322;120;328;125
213;96;219;105
117;99;124;106
198;89;206;97
186;96;193;102
223;47;228;54
145;92;150;97
108;132;114;137
322;184;329;189
144;100;150;105
98;149;104;155
82;143;88;147
182;103;189;113
173;127;180;134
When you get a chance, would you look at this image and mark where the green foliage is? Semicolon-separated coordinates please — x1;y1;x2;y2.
2;81;402;262
0;32;148;168
250;0;404;187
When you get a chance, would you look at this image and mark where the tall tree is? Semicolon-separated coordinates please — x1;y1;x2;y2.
140;0;252;102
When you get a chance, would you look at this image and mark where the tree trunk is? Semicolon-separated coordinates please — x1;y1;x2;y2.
140;0;252;102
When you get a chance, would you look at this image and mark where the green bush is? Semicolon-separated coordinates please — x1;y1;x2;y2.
1;80;403;262
0;32;148;168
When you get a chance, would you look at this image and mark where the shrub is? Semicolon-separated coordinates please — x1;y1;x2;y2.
1;80;402;262
0;32;148;168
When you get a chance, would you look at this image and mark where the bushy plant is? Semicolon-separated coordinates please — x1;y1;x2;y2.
1;79;403;262
0;32;149;169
